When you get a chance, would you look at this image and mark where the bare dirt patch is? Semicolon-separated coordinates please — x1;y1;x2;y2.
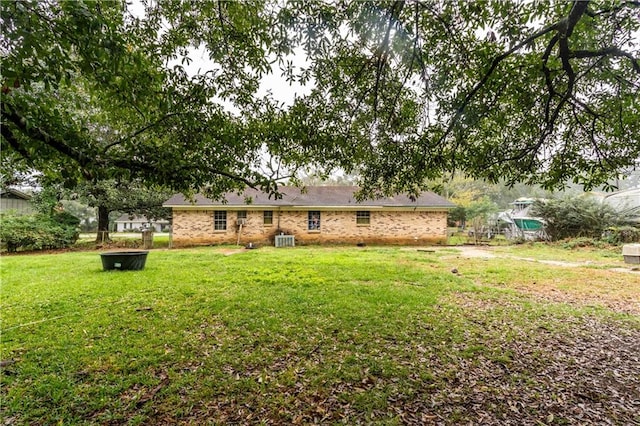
218;248;246;256
432;246;640;315
434;245;638;271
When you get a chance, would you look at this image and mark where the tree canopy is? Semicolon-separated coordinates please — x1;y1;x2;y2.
2;0;639;199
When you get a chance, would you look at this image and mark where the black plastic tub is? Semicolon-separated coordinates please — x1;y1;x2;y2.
100;251;149;271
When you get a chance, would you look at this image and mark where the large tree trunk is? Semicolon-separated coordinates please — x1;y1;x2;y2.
96;205;110;243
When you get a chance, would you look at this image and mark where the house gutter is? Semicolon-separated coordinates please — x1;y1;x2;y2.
163;204;455;212
277;207;281;229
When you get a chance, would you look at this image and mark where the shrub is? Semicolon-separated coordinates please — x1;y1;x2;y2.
0;212;79;252
561;237;606;249
602;226;640;244
53;211;81;228
532;196;633;242
448;206;466;227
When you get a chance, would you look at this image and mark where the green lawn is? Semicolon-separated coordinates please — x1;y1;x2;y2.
1;246;639;424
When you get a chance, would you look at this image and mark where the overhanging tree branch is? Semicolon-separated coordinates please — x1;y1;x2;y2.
569;47;640;72
585;1;640;17
541;0;590;150
2;101;263;191
102;112;185;153
435;20;561;147
1;101;95;169
541;34;560;124
1;120;33;162
372;1;404;118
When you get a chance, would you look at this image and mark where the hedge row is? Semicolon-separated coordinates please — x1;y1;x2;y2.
1;212;80;252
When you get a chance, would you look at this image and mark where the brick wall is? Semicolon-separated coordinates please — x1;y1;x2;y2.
171;209;449;247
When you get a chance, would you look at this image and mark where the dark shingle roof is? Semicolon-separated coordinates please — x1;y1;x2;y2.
114;214;170;223
163;186;455;208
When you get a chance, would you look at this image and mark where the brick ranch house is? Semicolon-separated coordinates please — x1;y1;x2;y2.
163;186;456;247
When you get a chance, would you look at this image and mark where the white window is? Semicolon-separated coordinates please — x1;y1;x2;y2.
263;211;273;225
214;211;227;230
356;211;370;225
308;211;321;230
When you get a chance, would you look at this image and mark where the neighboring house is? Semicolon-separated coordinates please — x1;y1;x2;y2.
114;214;170;232
599;188;640;222
0;188;34;215
163;186;455;247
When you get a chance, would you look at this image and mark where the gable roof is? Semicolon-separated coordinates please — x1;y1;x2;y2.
114;214;170;223
601;188;640;218
163;186;455;209
0;188;32;200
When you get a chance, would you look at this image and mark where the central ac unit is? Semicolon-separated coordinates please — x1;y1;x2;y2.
275;235;295;247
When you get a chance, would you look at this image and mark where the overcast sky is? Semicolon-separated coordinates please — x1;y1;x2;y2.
127;1;312;112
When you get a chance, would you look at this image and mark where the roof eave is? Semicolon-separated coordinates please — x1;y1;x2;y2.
165;204;454;210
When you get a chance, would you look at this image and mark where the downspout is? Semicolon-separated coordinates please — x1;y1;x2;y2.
236;222;243;246
277;207;281;230
168;212;173;249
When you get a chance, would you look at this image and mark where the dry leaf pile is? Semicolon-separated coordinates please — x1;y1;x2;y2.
148;298;639;425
